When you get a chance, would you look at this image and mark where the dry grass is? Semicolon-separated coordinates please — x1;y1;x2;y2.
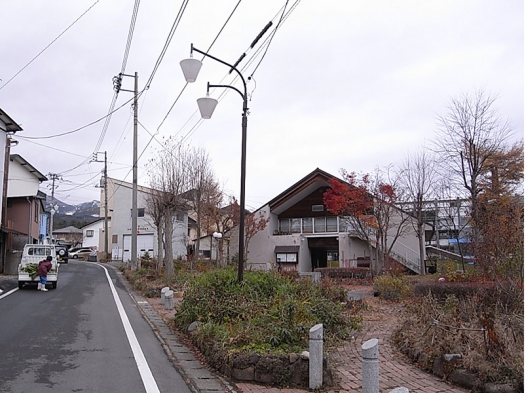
392;283;523;391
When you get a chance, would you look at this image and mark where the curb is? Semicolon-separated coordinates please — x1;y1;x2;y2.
108;264;238;393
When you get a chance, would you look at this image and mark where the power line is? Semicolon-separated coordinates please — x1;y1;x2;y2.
57;0;142;180
0;1;101;92
170;0;302;148
156;0;242;135
249;0;290;78
16;96;135;140
143;0;190;90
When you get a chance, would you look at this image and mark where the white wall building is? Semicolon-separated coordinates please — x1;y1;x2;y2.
103;178;188;262
80;218;105;249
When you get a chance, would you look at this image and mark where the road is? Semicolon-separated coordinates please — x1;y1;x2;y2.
0;261;193;393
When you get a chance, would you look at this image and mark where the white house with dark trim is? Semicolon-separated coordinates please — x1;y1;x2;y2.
102;178;188;262
80;218;107;250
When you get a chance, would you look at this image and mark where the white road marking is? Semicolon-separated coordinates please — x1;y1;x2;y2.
95;263;161;393
0;287;18;300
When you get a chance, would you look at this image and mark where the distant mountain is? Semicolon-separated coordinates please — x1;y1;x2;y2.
46;197;101;229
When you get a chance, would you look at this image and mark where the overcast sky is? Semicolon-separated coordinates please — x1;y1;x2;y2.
1;0;523;211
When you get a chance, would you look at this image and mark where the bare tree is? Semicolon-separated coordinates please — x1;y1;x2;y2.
397;150;439;274
145;188;165;273
433;90;513;242
186;146;219;261
146;138;191;278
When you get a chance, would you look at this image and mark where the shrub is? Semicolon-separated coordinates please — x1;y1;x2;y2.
373;274;413;301
174;267;361;355
413;280;502;302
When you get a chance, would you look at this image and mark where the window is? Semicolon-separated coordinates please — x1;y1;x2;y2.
314;217;326;232
312;204;324;212
339;217;349;232
279;219;290;233
276;253;297;262
86;230;94;237
290;218;301;233
112;234;118;243
28;247;52;256
302;218;313;233
132;208;145;217
326;217;337;232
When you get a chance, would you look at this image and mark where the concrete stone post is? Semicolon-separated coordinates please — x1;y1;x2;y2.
309;323;323;390
362;338;379;393
164;290;174;310
160;286;170;306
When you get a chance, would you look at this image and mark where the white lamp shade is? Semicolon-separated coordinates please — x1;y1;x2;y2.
197;96;218;119
180;58;202;83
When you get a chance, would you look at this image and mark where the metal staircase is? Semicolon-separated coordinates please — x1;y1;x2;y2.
348;230;422;274
389;242;421;274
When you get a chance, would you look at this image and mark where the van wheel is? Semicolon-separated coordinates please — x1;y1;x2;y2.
52;282;57;289
18;281;24;289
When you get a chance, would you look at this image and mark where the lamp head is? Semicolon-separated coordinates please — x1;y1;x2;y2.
180;55;202;83
197;93;218;119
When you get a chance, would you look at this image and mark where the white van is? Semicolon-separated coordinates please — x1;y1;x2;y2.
18;244;59;289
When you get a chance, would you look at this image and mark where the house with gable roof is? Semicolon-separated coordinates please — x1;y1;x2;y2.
240;168;424;274
3;154;48;274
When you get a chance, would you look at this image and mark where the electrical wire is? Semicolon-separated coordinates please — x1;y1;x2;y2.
47;0;142;188
155;0;243;133
143;0;189;90
249;0;290;78
130;0;247;179
16;96;135;140
171;0;302;147
0;0;101;92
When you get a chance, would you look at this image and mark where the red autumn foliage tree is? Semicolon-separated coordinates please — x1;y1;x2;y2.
324;169;409;274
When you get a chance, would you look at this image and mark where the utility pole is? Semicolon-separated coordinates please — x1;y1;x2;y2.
47;173;61;244
104;151;109;261
113;71;139;270
132;72;138;270
94;152;109;261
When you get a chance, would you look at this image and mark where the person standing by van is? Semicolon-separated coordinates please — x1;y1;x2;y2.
37;256;52;292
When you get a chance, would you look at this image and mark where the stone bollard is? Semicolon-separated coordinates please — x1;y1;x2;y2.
362;338;379;393
389;388;409;393
309;323;323;390
164;290;174;310
160;287;170;306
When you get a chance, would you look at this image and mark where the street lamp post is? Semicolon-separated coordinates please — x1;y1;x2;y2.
180;45;249;282
213;231;222;268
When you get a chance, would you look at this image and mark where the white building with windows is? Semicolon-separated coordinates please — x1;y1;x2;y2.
102;178;188;262
80;218;105;249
